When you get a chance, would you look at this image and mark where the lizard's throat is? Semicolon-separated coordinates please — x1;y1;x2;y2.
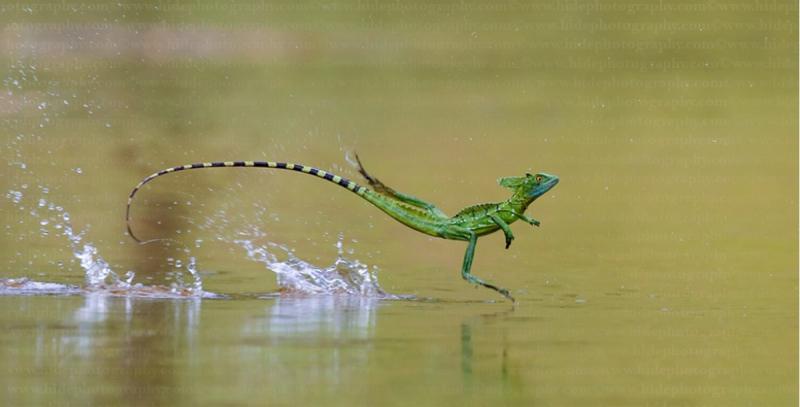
509;191;534;209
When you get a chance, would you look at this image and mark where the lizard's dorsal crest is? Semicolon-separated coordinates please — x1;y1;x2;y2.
354;153;448;218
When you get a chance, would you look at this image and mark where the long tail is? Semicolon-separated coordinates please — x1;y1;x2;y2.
126;161;367;242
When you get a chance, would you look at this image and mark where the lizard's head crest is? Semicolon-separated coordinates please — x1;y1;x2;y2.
498;172;559;199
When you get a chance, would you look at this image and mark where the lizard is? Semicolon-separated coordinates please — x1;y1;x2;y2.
125;155;559;302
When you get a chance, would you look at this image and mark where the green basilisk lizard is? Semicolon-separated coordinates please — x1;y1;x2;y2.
125;155;559;302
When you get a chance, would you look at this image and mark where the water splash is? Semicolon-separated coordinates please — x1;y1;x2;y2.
2;191;214;299
2;58;214;299
0;278;82;296
3;185;388;299
4;178;391;299
235;232;395;298
5;77;387;301
188;202;397;299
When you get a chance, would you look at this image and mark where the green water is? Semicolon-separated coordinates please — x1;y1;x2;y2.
1;0;797;405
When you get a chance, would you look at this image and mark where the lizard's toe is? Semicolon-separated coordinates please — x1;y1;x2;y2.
498;288;515;302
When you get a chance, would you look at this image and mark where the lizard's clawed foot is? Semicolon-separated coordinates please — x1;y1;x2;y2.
498;288;516;302
531;219;541;227
505;236;514;249
466;276;516;303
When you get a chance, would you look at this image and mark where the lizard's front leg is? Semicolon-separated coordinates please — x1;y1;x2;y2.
499;209;540;227
489;214;515;249
523;214;541;227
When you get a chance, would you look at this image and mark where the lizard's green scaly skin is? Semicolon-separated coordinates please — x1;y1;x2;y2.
125;156;559;302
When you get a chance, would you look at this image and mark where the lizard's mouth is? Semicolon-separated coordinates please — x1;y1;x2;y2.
529;176;559;198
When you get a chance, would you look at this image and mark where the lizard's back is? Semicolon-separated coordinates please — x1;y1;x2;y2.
453;203;498;220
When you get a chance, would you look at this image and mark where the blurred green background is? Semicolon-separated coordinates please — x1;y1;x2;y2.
1;0;797;405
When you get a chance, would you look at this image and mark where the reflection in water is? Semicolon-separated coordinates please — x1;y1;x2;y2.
65;293;201;353
245;295;377;340
242;296;378;389
57;294;201;405
461;309;518;397
68;293;114;358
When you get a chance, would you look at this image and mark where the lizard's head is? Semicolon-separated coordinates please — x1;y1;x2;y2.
498;172;559;199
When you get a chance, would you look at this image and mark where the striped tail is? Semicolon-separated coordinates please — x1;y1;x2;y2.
126;161;367;242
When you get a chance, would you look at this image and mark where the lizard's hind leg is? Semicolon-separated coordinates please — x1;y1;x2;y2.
461;232;515;302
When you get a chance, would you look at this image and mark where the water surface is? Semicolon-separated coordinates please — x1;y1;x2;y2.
1;0;797;405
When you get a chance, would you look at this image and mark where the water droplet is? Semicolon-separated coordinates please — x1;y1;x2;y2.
7;190;23;203
72;167;82;174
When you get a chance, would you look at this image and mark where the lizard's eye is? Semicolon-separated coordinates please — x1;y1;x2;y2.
535;175;543;183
